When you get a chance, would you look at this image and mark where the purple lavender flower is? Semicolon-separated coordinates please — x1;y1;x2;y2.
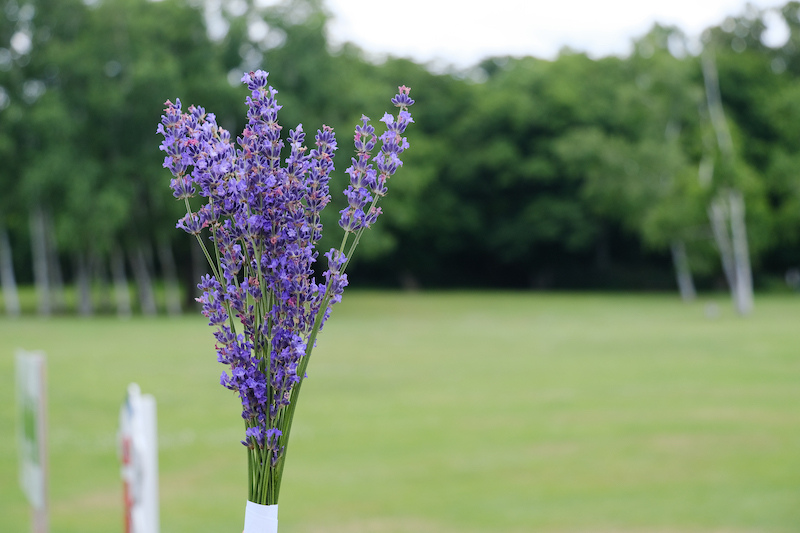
337;88;414;236
157;73;413;506
392;85;415;108
176;212;205;235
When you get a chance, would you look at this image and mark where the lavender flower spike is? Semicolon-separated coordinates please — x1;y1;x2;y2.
157;72;414;508
338;86;414;278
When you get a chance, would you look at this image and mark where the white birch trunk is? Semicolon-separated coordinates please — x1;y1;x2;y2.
708;198;737;291
701;49;734;157
130;244;157;316
729;190;753;315
112;247;132;318
670;240;696;302
698;153;714;188
708;192;754;316
702;46;754;316
30;207;51;316
157;239;182;316
0;223;20;317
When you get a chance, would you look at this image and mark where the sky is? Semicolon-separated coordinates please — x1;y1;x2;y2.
323;0;791;68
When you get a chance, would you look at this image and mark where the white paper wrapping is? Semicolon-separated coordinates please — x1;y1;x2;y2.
243;501;278;533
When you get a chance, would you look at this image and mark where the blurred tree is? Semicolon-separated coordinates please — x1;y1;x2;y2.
397;55;602;287
696;5;800;307
62;0;239;314
0;0;88;314
3;0;800;306
2;0;239;314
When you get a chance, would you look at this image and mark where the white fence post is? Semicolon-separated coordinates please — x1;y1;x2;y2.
119;383;160;533
16;350;49;533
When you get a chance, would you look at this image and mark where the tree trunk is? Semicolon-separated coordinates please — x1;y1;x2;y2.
0;222;20;317
702;46;754;316
74;252;93;316
90;251;112;313
670;240;696;302
729;190;753;315
701;48;734;158
30;207;51;316
45;210;65;313
698;153;714;188
708;192;753;316
157;239;182;316
111;247;132;318
708;197;737;291
130;243;157;316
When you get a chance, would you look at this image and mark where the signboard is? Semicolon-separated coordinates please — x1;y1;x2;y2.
119;383;160;533
16;350;48;532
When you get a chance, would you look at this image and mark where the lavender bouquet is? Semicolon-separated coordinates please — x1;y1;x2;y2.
157;70;413;531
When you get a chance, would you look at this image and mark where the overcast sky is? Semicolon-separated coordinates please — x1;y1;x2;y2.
323;0;790;68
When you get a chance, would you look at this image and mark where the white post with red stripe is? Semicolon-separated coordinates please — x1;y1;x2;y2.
119;383;159;533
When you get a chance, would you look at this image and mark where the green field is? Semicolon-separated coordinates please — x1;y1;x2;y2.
1;291;799;532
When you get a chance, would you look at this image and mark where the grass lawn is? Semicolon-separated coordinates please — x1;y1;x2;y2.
1;291;799;532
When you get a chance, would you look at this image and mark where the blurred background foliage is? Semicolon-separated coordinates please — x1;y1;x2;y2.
2;0;800;313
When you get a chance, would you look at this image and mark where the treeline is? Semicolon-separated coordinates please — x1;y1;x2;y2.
2;0;800;315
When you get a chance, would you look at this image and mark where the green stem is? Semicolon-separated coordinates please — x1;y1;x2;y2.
184;198;221;280
268;226;363;500
250;194;383;501
342;195;381;274
247;439;254;501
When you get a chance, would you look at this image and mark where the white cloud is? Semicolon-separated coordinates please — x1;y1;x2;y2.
325;0;787;67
